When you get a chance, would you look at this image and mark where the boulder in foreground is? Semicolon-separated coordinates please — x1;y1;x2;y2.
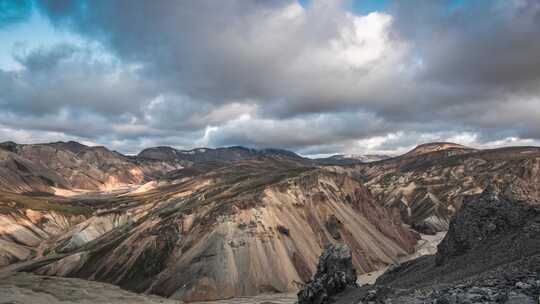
297;243;357;304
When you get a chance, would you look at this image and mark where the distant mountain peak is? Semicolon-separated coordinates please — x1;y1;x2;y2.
49;141;89;154
339;153;390;162
404;142;474;157
138;145;304;163
0;141;19;152
314;153;390;165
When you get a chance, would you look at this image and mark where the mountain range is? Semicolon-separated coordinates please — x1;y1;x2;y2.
0;140;539;303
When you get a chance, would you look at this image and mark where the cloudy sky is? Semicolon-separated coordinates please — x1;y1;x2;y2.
1;0;539;156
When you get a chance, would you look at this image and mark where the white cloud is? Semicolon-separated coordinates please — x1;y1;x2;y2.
0;0;537;155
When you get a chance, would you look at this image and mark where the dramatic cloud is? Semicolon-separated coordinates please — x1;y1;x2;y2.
0;0;539;155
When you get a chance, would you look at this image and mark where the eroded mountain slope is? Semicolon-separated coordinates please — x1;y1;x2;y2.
0;141;182;193
0;192;91;267
22;159;417;302
339;145;540;231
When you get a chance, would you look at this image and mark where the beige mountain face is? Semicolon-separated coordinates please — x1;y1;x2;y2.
20;161;417;302
399;142;476;158
0;191;90;267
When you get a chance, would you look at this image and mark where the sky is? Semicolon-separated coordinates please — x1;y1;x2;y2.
0;0;539;156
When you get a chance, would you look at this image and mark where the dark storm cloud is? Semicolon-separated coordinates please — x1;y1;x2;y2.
1;43;158;116
0;0;538;154
37;0;301;103
0;42;259;147
13;43;78;70
207;111;394;149
391;0;540;89
386;0;540;141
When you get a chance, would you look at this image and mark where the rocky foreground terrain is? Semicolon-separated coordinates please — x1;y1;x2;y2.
297;188;539;304
0;272;182;304
0;141;539;303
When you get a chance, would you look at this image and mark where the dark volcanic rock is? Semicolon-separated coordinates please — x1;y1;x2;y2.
325;215;343;240
411;221;437;235
297;243;357;304
340;188;540;304
436;187;540;265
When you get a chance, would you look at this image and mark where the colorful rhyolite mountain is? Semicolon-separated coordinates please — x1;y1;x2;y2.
0;141;539;302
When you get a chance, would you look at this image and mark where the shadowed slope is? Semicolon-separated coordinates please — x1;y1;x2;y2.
328;189;540;303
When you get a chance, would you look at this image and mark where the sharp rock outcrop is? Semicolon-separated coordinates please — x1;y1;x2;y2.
297;243;357;304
